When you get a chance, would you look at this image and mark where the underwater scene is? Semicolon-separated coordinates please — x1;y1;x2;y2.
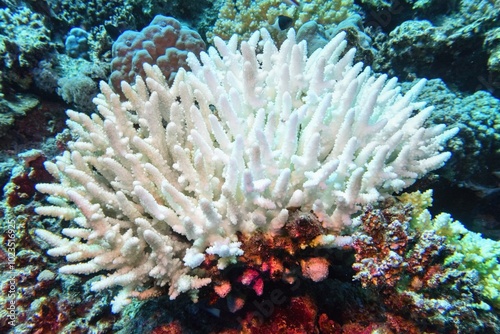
0;0;499;333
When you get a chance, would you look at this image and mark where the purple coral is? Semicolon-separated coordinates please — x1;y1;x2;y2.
109;15;205;94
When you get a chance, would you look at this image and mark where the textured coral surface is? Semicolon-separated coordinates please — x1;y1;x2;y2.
110;15;206;94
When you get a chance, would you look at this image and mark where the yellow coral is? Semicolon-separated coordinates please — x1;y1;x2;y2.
207;0;354;44
400;190;500;309
398;189;433;222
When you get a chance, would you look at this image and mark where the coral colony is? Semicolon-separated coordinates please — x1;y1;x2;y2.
34;28;458;313
2;0;500;332
109;15;206;94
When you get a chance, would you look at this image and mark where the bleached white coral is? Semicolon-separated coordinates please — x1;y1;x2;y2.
35;29;457;312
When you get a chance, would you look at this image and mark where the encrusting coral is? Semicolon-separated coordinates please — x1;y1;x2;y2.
400;190;500;309
34;28;457;313
351;191;500;331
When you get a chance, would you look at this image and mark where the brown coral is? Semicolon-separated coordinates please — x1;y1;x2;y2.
352;204;411;288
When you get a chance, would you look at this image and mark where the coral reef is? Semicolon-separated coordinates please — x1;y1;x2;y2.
401;190;500;309
0;97;67;164
200;208;349;313
362;0;500;97
32;54;110;113
0;0;499;332
123;0;222;41
237;295;319;333
48;0;221;62
3;150;54;207
109;15;205;94
57;75;97;111
48;0;141;35
0;4;106;140
0;6;53;70
296;14;375;66
34;27;456;313
109;192;500;333
388;78;499;239
0;148;118;333
49;0;218;36
0;93;39;138
409;79;500;186
0;5;57;138
352;193;500;332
